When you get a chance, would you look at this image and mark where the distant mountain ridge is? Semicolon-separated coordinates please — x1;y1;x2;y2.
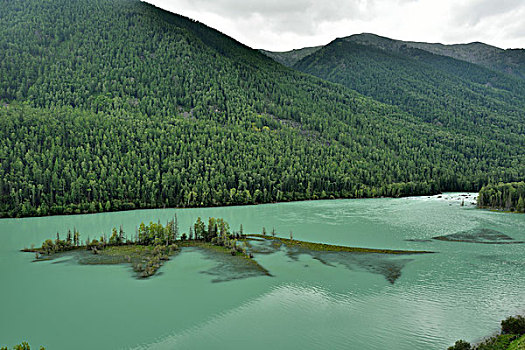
347;33;525;79
405;41;525;79
261;33;525;79
290;32;525;142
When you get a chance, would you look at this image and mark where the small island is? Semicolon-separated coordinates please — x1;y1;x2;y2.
23;216;263;278
23;216;433;280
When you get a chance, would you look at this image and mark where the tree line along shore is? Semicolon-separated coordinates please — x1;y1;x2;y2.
477;182;525;213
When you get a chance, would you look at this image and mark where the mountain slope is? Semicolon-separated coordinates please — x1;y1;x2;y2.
0;0;523;217
406;41;525;80
337;33;525;80
293;35;525;140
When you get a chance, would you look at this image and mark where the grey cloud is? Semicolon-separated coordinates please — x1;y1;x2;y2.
510;23;525;38
146;0;525;50
173;0;367;34
453;0;525;26
505;20;525;47
179;0;309;16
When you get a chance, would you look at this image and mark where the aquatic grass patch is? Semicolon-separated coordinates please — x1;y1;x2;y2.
78;244;178;278
180;241;272;276
184;242;272;283
247;234;434;254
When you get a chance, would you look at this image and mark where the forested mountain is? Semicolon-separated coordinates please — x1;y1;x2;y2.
350;33;525;80
292;35;525;140
262;33;525;79
405;41;525;80
0;0;524;218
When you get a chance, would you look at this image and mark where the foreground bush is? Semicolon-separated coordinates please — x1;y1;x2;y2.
502;316;525;336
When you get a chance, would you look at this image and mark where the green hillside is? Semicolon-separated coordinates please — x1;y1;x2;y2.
406;41;525;80
293;35;525;141
0;0;524;217
322;33;525;80
345;33;525;81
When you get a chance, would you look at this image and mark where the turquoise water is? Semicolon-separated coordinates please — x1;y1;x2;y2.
1;194;524;349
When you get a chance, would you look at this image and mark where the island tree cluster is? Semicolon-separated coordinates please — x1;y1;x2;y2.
29;215;253;277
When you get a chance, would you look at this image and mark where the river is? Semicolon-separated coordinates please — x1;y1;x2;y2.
1;194;524;349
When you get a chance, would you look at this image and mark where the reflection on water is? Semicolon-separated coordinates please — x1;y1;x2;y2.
191;247;272;283
250;238;414;284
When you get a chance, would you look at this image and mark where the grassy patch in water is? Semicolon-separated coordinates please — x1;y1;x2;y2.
180;241;272;282
247;234;433;254
244;234;427;284
81;244;162;265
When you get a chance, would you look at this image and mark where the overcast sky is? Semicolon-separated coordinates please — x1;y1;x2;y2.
143;0;525;52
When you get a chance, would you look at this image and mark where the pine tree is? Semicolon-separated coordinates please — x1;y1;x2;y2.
173;214;179;240
119;225;125;244
518;196;525;213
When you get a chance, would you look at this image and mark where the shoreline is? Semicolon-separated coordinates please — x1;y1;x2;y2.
2;191;480;220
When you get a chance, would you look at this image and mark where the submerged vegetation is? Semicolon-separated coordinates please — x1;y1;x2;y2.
449;315;525;350
248;234;433;254
246;234;429;284
432;228;524;244
478;182;525;213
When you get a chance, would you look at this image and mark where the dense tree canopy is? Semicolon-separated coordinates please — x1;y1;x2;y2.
478;182;525;212
0;0;524;217
293;38;525;141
